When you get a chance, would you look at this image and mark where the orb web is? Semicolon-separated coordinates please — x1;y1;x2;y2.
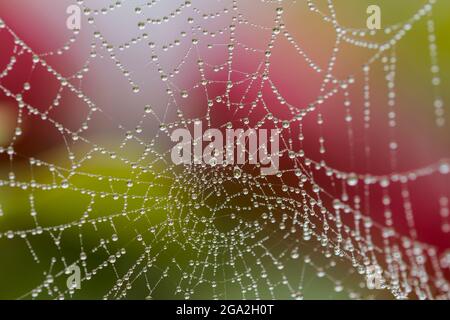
0;0;449;300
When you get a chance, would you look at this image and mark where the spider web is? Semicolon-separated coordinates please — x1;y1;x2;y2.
0;0;449;300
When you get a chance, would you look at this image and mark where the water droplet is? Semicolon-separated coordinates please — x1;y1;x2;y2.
439;162;449;175
290;248;299;259
347;173;358;186
233;167;242;179
334;285;343;292
61;180;69;189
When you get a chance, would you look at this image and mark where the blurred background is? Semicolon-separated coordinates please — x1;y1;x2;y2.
0;0;449;299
